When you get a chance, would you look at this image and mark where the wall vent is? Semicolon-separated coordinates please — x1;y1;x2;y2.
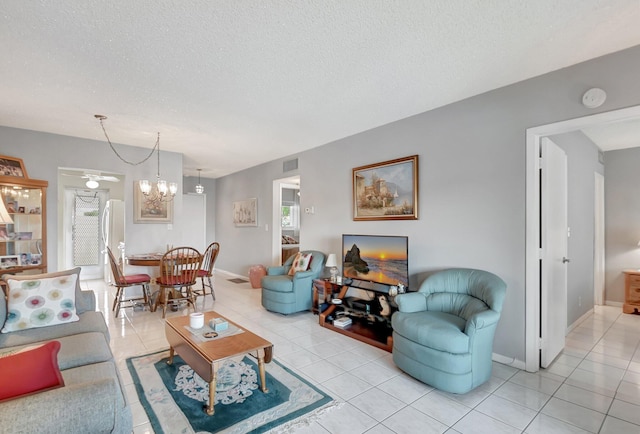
283;158;298;172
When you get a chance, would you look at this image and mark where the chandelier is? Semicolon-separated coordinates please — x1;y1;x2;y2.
195;169;204;194
95;115;177;201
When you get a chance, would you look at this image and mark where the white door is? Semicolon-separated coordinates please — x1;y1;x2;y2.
182;194;206;252
540;137;569;368
594;172;605;305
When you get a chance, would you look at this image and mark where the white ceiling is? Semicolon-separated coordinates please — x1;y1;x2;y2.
1;1;640;178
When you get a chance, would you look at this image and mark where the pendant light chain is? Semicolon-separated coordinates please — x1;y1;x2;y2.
96;115;158;166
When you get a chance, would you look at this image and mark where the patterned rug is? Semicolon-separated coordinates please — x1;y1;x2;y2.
228;278;249;284
126;350;337;433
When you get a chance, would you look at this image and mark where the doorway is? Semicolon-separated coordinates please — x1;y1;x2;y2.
525;105;640;372
58;168;125;280
63;188;108;279
271;176;300;266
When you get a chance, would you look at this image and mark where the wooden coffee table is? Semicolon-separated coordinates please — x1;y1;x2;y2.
164;311;273;415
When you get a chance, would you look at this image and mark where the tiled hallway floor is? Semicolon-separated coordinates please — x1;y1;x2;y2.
84;272;640;433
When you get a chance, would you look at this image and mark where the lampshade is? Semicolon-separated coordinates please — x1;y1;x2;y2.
0;199;13;224
325;254;338;268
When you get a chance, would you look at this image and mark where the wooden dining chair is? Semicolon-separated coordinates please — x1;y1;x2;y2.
106;247;152;318
195;242;220;303
155;246;203;318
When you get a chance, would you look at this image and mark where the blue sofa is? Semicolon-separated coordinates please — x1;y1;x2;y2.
392;268;506;394
261;250;325;314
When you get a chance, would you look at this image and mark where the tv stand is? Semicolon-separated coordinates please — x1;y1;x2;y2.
318;283;395;352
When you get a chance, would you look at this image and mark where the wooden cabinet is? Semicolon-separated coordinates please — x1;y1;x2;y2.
0;175;48;277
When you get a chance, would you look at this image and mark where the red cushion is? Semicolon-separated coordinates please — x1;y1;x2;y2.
196;269;210;277
0;340;64;402
121;273;151;284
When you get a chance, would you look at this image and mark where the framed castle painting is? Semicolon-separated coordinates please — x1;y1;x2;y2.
352;155;418;221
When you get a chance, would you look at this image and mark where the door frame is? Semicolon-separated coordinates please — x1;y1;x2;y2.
525;105;640;372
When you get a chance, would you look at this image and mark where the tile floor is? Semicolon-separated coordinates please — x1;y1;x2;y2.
85;271;640;433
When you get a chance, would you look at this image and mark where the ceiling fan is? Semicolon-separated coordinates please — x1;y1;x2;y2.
62;172;120;189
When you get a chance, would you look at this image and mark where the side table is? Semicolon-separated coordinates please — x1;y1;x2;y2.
623;269;640;314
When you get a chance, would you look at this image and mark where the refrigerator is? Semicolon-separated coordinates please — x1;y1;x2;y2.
102;199;125;283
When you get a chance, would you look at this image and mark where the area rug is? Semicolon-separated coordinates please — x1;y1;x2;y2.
228;278;249;284
127;350;337;433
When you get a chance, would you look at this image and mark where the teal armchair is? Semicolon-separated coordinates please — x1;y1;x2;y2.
261;250;326;314
392;268;506;394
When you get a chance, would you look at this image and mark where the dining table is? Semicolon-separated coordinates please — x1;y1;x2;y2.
126;251;202;312
127;253;163;267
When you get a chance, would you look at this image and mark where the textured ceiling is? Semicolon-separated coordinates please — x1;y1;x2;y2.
1;1;640;178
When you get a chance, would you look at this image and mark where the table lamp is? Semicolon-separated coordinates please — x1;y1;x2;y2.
325;254;338;283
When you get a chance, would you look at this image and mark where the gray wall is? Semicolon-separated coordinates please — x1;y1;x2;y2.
0;128;216;269
550;131;604;324
2;45;640;364
605;147;640;302
215;45;640;364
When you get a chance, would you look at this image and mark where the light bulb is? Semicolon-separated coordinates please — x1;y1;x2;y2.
140;180;151;195
169;182;178;196
157;180;168;196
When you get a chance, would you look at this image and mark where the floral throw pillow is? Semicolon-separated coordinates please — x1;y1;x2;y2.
288;252;313;276
1;274;79;333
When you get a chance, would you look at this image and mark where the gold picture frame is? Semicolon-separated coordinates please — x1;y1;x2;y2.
133;181;174;223
353;155;418;221
0;155;27;178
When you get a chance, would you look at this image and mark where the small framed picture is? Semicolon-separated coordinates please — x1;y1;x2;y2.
19;253;31;265
0;255;20;269
15;232;32;240
0;155;27;178
30;253;42;266
6;201;17;213
18;206;25;213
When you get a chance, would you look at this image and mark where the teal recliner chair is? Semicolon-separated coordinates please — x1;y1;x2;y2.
261;250;326;314
392;268;506;394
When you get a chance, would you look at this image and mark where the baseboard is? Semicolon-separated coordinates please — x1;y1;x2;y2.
216;269;248;280
604;300;623;307
567;308;594;333
492;352;525;370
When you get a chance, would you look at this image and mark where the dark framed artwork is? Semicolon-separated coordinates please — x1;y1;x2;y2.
352;155;418;221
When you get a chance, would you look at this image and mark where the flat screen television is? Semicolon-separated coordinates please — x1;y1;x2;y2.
342;234;409;291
